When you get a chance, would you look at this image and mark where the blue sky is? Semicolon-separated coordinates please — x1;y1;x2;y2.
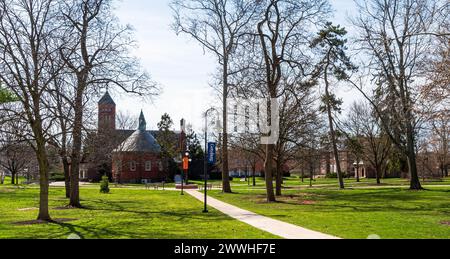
113;0;360;132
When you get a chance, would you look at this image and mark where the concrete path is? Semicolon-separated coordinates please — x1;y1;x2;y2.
186;190;340;240
49;182;92;187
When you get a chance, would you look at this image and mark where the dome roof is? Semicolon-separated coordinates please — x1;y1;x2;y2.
116;129;161;153
114;111;161;153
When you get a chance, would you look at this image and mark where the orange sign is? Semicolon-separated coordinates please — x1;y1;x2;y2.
183;157;189;170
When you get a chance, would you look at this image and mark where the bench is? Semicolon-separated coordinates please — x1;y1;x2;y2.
145;182;165;190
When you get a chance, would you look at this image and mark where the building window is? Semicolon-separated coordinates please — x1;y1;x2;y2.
145;161;152;172
130;161;137;172
79;170;86;179
158;161;163;172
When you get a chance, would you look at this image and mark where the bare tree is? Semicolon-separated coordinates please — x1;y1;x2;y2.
44;75;75;198
58;0;157;207
0;0;62;221
273;79;320;195
341;103;365;182
171;0;261;193
351;0;446;190
344;101;392;184
0;120;36;185
250;0;330;201
230;130;267;185
430;113;449;177
298;125;324;188
117;111;138;130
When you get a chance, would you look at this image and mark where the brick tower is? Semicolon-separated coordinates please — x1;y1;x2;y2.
98;91;116;131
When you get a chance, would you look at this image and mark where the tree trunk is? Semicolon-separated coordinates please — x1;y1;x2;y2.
11;171;16;185
407;152;422;190
69;155;81;207
356;164;360;182
15;173;19;185
252;168;256;187
375;165;381;185
325;79;345;189
36;135;51;221
69;87;84;208
275;159;282;196
62;157;70;198
37;160;51;221
221;59;232;194
406;124;422;190
265;144;276;202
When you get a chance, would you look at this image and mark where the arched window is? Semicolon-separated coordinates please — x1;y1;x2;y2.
130;161;137;172
158;161;163;172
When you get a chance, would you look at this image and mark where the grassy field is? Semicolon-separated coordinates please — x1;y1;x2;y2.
208;178;450;239
1;176;27;186
191;176;450;190
2;177;449;239
0;185;277;239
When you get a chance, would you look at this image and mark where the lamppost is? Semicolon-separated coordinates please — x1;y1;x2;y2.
181;152;189;196
204;107;219;213
185;151;190;185
188;158;192;185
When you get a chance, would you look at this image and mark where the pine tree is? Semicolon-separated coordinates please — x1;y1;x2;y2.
312;22;357;189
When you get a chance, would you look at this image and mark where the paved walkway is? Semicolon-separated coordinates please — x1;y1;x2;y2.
186;190;340;240
49;182;92;187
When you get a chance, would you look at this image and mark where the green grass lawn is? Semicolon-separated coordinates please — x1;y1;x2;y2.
207;176;450;191
0;185;277;239
209;186;450;239
2;177;449;239
1;176;27;186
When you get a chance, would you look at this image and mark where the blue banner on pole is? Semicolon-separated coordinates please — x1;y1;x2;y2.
207;142;217;164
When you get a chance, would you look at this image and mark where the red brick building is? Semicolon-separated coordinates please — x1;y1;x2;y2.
83;91;182;183
98;91;116;131
112;111;165;183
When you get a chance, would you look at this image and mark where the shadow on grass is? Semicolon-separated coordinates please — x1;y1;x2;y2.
218;188;450;214
61;198;234;223
52;220;118;239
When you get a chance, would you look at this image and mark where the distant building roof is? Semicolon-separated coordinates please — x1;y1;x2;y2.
98;91;116;105
114;112;161;153
116;129;161;153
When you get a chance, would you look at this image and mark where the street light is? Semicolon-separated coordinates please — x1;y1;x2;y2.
185;151;190;185
181;152;190;196
204;107;219;213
